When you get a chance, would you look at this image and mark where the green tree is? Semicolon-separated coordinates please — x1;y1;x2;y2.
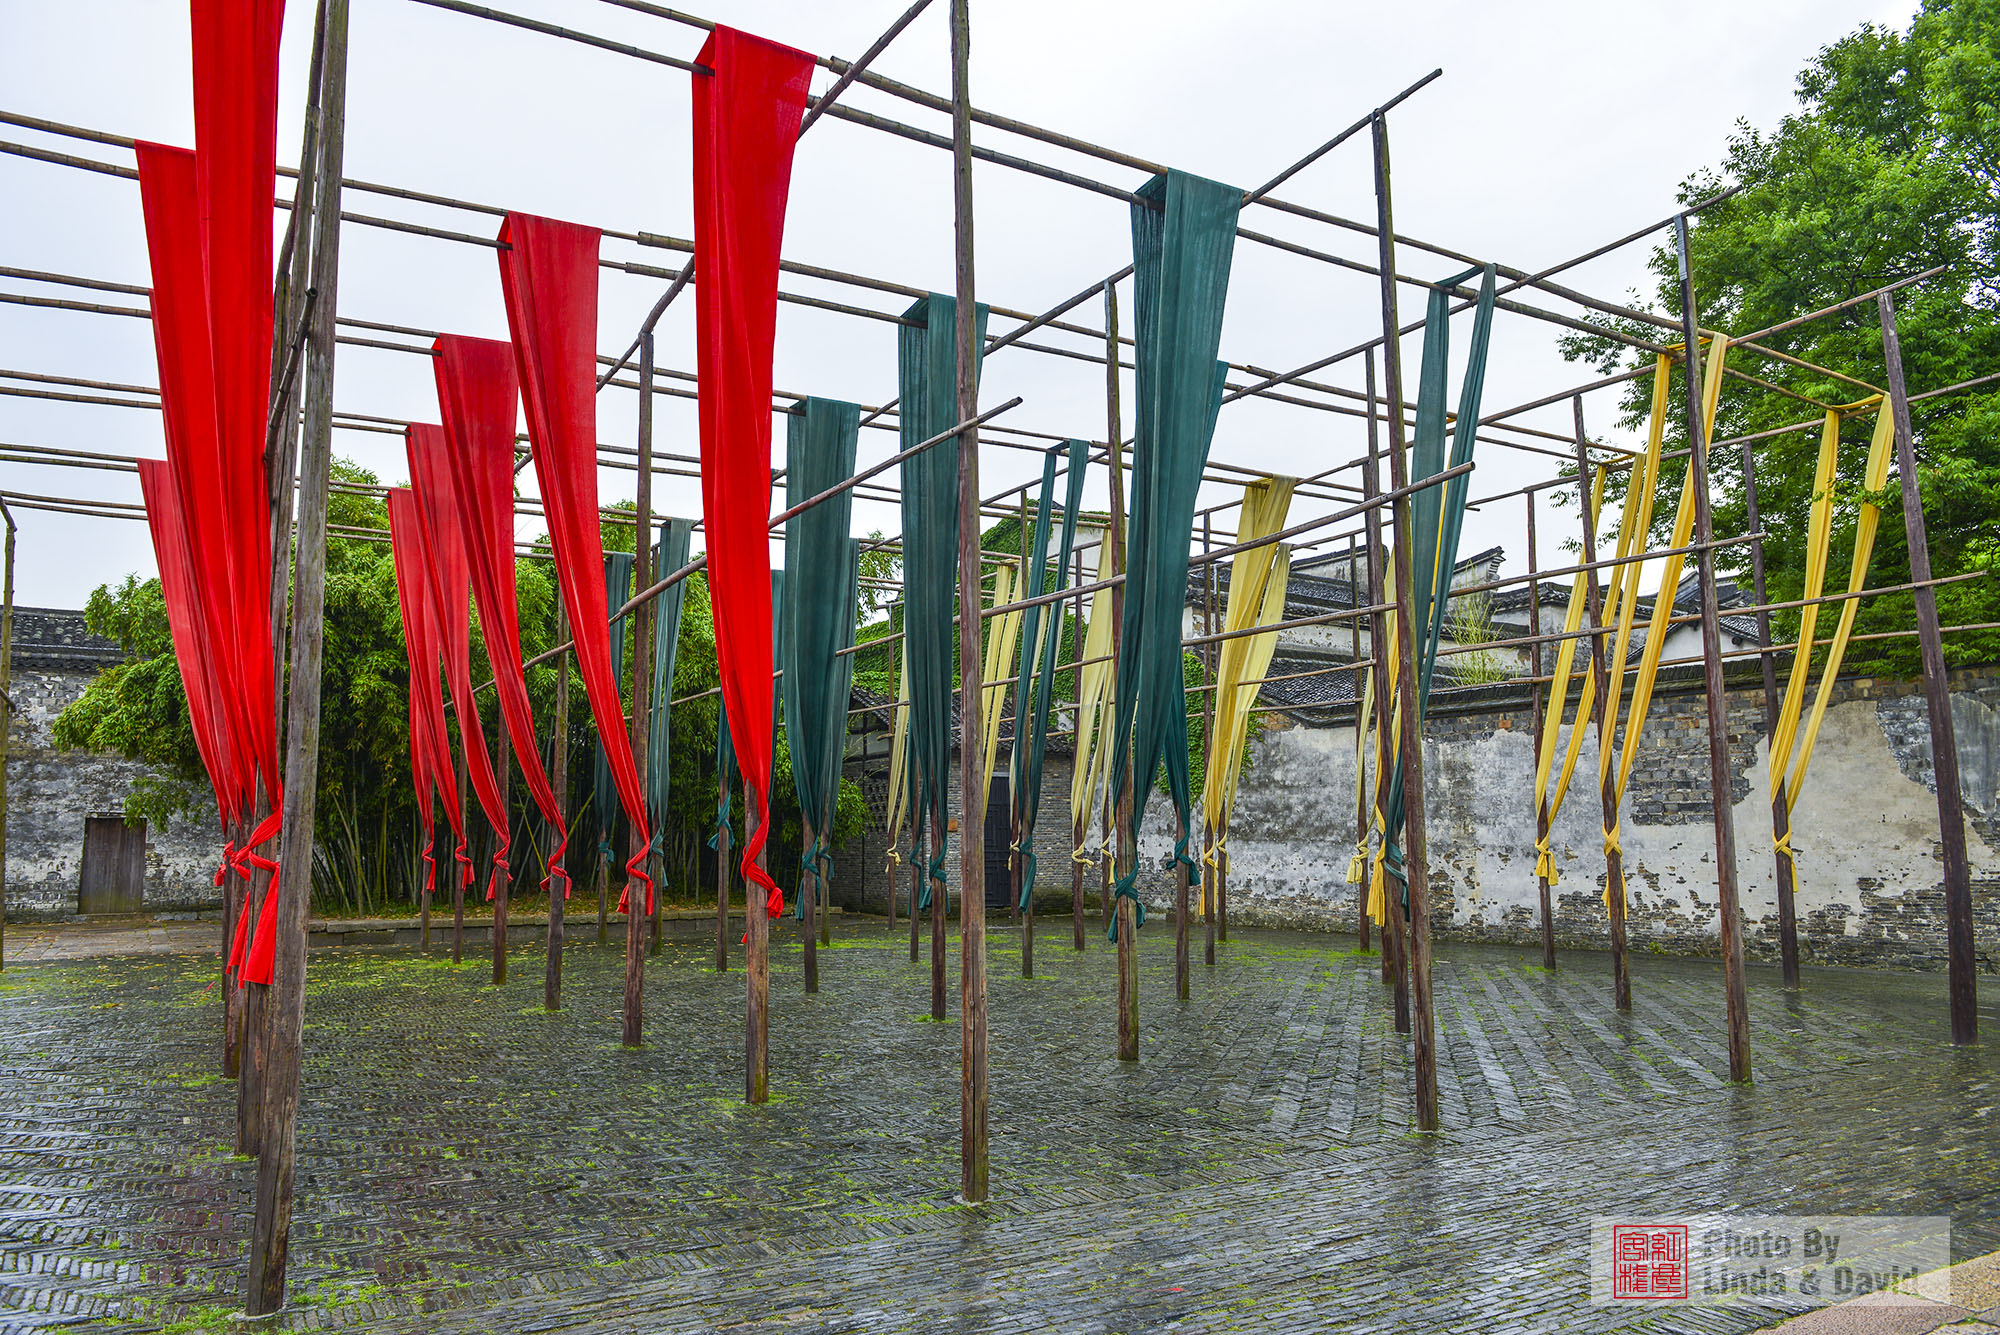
1561;0;2000;671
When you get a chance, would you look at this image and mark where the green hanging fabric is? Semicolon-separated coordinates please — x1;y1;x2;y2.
646;518;694;861
1379;263;1498;896
594;550;635;876
782;398;862;913
1007;440;1088;907
1107;168;1241;937
898;292;989;911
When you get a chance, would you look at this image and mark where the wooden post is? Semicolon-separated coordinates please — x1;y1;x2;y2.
930;814;947;1019
1173;811;1190;1001
1012;487;1029;933
1073;544;1088;953
1737;439;1797;987
1526;491;1555;970
0;501;16;973
546;595;568;1009
818;803;831;949
1572;401;1629;1009
950;0;990;1206
803;814;820;993
1371;111;1439;1132
1203;515;1218;967
1675;215;1750;1083
492;716;511;985
418;808;431;953
745;785;769;1101
1363;350;1406;1027
454;743;467;963
909;832;923;963
623;331;656;1049
1104;280;1140;1063
1879;290;1976;1046
246;0;347;1306
1348;532;1368;952
715;773;732;972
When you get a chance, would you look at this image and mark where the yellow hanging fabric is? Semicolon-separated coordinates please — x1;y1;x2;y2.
1346;665;1376;889
1366;568;1403;925
1069;529;1118;863
1770;401;1898;856
978;562;1023;819
1599;337;1731;911
1198;478;1297;910
1531;465;1610;885
884;638;912;870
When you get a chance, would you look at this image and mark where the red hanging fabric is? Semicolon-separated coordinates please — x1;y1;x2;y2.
433;335;570;897
407;424;508;900
389;488;470;898
691;26;814;918
137;459;241;834
496;213;654;913
190;0;285;815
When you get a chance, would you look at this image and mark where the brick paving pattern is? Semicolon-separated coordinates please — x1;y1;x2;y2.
2;921;1997;1333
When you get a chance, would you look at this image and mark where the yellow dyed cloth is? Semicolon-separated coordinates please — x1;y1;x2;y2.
978;562;1023;821
1199;478;1297;910
1531;466;1609;886
884;639;912;870
1767;400;1898;861
1069;531;1118;860
1596;339;1730;911
1345;666;1376;888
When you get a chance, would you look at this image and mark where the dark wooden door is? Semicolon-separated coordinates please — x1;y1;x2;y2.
78;814;145;914
982;775;1013;909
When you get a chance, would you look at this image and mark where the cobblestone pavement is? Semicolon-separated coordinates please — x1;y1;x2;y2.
2;920;1998;1334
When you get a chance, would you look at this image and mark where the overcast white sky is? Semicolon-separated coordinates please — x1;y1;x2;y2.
0;0;1918;609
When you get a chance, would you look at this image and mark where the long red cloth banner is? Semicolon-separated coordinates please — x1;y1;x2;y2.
388;488;471;896
135;137;284;985
137;459;239;834
691;26;814;917
406;424;509;900
190;0;284;813
496;213;654;913
433;335;570;896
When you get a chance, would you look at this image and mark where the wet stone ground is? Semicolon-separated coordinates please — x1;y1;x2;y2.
3;919;1999;1333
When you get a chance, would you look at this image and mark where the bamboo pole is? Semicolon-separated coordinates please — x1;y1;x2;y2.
624;331;655;1046
1572;399;1629;1010
950;0;990;1205
1737;434;1796;988
546;596;568;1009
1372;111;1439;1132
247;0;348;1308
1105;282;1139;1063
1526;490;1554;969
1674;215;1750;1085
1880;290;1977;1047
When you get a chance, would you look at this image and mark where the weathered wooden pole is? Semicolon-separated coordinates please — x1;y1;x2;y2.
1737;440;1797;987
0;500;14;973
453;742;468;963
1371;110;1439;1131
1363;350;1407;1028
802;814;820;993
1674;214;1750;1083
715;772;732;972
910;829;923;963
246;0;347;1307
492;714;511;984
1879;289;1976;1046
1572;399;1630;1010
1526;490;1555;969
546;595;568;1009
929;816;947;1018
950;0;993;1204
1104;281;1140;1062
1348;531;1368;952
818;803;831;948
1072;543;1089;953
623;330;656;1048
419;808;432;952
1203;515;1219;967
745;786;769;1101
1012;488;1029;935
